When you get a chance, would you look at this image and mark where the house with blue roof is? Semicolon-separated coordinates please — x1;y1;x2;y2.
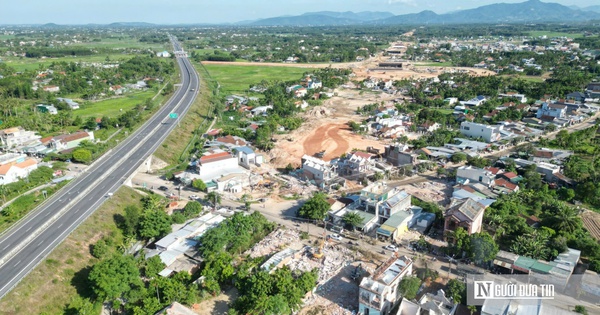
234;146;257;168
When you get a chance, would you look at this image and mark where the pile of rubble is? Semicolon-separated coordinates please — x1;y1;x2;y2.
305;106;332;117
287;243;357;283
404;181;448;203
244;228;301;258
301;296;354;315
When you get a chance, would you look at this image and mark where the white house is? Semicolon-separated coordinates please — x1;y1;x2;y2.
36;104;58;115
462;95;487;107
0;158;38;185
536;102;567;119
301;155;337;184
397;289;458;315
460;121;501;143
444;97;458;105
196;152;239;181
250;105;272;116
456;166;496;187
156;51;171;58
359;255;413;315
0;127;41;149
235;146;256;169
57;98;80;110
499;93;527;103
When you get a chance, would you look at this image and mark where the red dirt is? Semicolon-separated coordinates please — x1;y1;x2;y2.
303;124;350;161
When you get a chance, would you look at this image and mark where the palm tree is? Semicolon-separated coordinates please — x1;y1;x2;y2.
550;205;581;234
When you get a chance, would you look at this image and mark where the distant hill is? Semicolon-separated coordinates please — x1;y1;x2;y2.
584;5;600;13
250;11;393;26
300;11;394;21
379;0;599;24
247;0;600;26
251;15;357;26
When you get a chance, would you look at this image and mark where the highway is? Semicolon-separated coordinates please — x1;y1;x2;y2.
0;36;199;299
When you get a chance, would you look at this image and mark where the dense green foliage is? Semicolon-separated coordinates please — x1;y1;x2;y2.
398;276;422;300
232;266;318;315
297;192;330;221
198;212;275;257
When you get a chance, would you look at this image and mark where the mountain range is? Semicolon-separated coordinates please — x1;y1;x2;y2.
248;0;600;26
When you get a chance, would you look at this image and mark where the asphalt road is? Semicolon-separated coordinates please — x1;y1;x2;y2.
0;36;199;299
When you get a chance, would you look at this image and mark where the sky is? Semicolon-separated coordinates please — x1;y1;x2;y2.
0;0;594;25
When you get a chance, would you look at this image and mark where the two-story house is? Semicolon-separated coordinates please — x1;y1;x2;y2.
384;145;417;167
536;102;567;120
459;121;501;143
359;255;413;315
444;198;487;240
342;151;376;176
0;127;41;149
301;155;337;185
346;182;411;232
456;166;497;187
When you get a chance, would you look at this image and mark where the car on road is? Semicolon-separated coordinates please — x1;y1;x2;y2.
189;195;199;200
106;193;113;197
158;186;169;191
384;245;398;252
329;234;343;241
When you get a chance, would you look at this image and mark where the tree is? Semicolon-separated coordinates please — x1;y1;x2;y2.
139;210;172;240
181;199;201;216
574;305;589;315
297;192;330;221
84;117;98;130
451;152;467;163
192;179;207;192
122;205;141;236
446;279;466;304
398;276;421;300
342;212;364;231
144;255;165;278
88;254;143;301
206;191;221;208
467;232;498;263
72;148;92;164
545;124;557;132
91;238;110;259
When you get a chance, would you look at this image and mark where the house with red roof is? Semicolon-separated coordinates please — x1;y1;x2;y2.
196;151;239;180
0;158;38;185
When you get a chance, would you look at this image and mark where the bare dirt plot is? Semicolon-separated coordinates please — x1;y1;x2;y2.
582;210;600;241
193;288;238;315
402;181;453;205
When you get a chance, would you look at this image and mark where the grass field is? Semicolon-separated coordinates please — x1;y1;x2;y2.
202;63;311;95
75;90;156;119
527;31;584;39
0;186;142;315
